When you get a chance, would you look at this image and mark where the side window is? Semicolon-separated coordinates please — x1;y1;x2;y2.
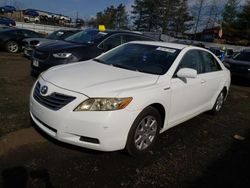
177;50;203;74
199;51;222;73
101;35;122;51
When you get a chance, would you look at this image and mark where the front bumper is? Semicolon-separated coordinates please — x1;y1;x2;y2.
29;80;140;152
23;47;33;57
31;57;71;76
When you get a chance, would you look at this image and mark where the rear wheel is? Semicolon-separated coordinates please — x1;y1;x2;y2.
5;41;19;53
126;107;161;156
211;91;225;114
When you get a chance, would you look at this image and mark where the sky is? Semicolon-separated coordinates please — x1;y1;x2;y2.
13;0;133;19
0;0;247;20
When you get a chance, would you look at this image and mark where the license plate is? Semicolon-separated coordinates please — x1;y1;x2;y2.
33;60;39;67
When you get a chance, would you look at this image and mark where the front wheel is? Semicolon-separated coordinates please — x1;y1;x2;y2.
5;41;19;53
126;107;161;157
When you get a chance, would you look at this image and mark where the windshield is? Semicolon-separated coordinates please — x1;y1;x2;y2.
233;51;250;62
95;43;180;75
64;29;107;44
46;30;65;40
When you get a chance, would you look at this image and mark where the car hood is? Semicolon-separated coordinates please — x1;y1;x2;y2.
24;38;52;43
41;60;159;97
37;40;88;52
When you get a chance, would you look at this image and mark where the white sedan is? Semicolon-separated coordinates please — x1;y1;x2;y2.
30;41;231;156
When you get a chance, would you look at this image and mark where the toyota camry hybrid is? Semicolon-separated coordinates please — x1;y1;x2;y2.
30;41;231;156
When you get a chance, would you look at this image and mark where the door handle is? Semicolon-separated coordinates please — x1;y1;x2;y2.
201;79;206;84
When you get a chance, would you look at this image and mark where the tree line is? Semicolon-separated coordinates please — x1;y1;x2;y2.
222;0;250;44
86;0;249;43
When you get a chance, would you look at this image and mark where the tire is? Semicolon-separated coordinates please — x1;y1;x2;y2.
5;41;19;53
210;90;225;114
126;106;161;157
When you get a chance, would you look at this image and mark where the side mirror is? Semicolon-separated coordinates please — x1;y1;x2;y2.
177;68;197;79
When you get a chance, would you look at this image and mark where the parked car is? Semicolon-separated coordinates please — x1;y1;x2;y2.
23;9;39;17
31;29;157;76
172;40;205;48
0;28;44;53
0;5;16;13
224;49;250;79
30;41;231;156
23;29;81;57
0;16;16;26
24;15;40;23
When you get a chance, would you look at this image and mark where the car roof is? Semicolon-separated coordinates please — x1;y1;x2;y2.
85;28;149;36
129;41;188;50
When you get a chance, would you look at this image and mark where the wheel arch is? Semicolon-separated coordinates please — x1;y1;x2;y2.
148;103;166;129
222;86;228;101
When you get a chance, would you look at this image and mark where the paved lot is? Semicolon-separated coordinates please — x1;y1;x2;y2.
0;52;250;188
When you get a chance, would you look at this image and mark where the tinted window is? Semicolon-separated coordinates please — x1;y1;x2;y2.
199;51;222;73
123;34;154;43
178;50;203;74
95;43;180;75
65;29;107;44
101;35;122;50
233;51;250;62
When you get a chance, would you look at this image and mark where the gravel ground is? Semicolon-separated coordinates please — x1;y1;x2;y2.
0;52;250;188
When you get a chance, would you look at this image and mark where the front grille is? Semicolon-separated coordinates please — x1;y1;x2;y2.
33;82;76;111
33;49;50;60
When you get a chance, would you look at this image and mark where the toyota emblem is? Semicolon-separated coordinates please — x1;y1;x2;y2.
40;85;48;95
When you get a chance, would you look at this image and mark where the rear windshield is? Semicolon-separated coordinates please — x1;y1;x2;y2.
64;29;107;44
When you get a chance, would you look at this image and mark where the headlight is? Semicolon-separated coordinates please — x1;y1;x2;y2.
74;97;133;111
53;52;72;58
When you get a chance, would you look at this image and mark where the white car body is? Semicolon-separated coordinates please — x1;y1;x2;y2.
30;41;231;152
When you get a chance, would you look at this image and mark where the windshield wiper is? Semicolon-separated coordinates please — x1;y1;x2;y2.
111;64;138;72
93;58;106;64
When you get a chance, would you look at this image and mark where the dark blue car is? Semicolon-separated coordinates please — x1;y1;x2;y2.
0;16;16;26
0;6;16;13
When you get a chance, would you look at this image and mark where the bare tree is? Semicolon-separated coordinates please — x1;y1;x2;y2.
206;0;218;28
194;0;205;39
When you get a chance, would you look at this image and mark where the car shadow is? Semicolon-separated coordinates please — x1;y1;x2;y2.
2;166;53;188
231;76;250;87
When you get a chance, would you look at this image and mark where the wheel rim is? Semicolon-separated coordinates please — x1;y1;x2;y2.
216;92;224;111
134;115;158;150
7;42;18;52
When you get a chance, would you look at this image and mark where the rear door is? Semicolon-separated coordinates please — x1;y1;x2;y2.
198;50;224;107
